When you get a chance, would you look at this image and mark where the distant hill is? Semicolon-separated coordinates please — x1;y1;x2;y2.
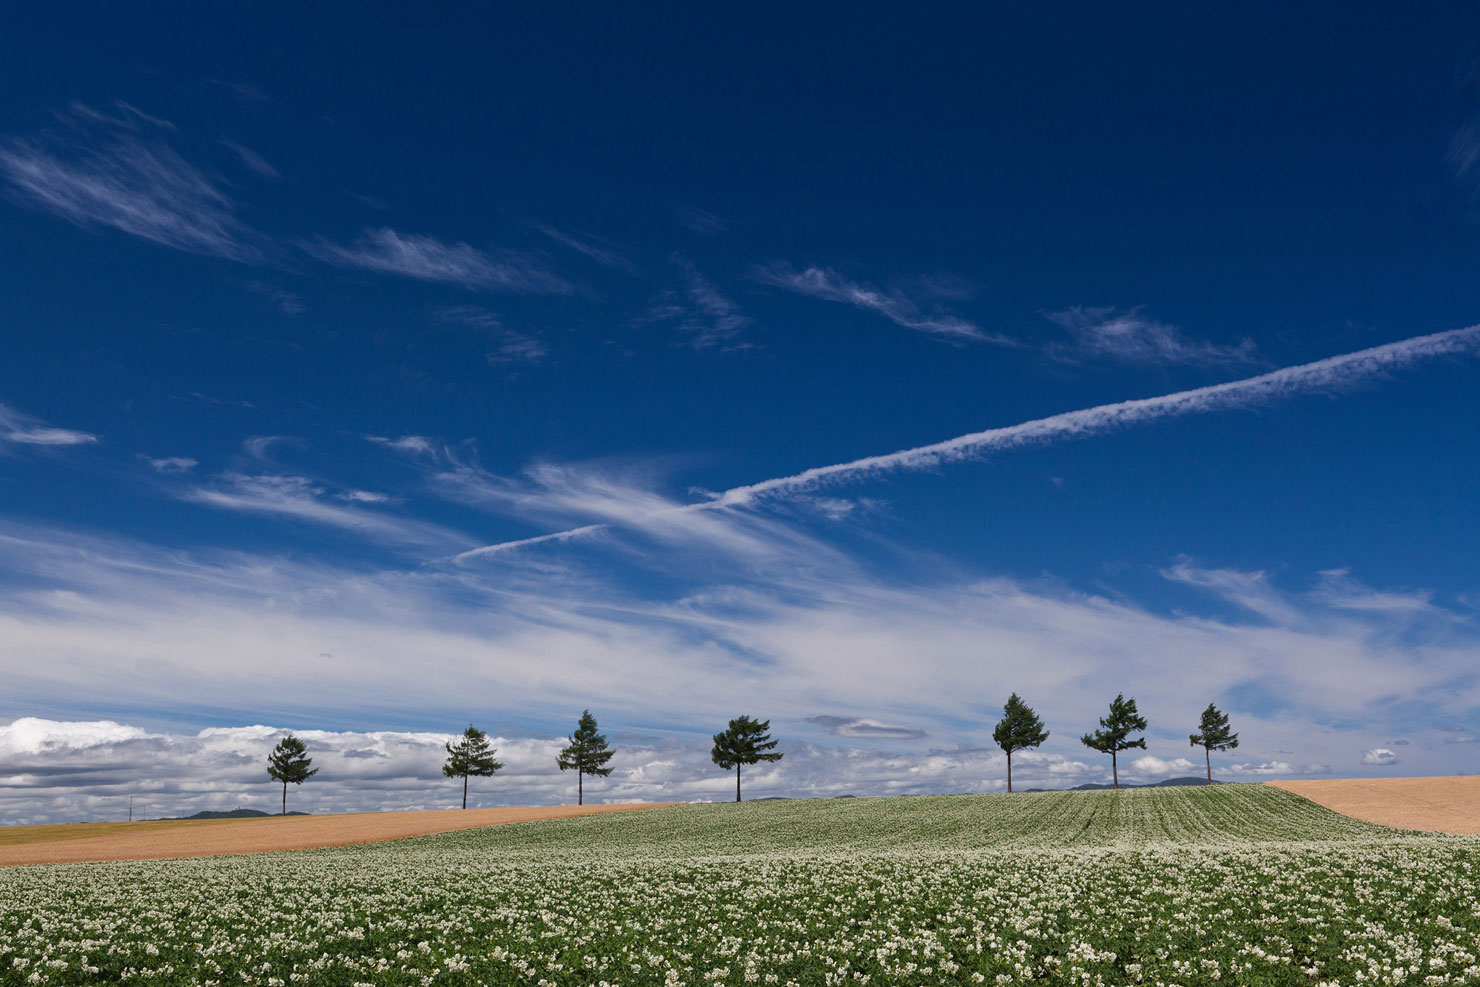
167;809;311;820
1060;777;1215;792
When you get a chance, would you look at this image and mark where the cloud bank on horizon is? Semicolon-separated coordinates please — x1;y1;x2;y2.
0;716;1324;826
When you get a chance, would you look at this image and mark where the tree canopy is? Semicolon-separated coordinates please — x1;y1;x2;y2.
711;715;783;802
992;693;1049;793
556;709;614;805
266;734;318;816
1189;703;1239;783
443;724;505;809
1080;693;1147;790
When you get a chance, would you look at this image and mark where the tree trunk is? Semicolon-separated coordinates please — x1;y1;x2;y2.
462;773;468;810
1111;751;1119;790
578;769;583;806
1205;746;1211;784
281;780;287;816
736;764;742;803
1007;751;1013;794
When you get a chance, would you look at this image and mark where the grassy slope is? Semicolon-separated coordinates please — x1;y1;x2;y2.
416;784;1412;861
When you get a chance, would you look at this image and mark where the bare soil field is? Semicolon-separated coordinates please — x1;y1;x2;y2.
0;802;678;867
1268;776;1480;834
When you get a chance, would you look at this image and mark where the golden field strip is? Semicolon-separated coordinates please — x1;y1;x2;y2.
0;801;676;866
1267;774;1480;834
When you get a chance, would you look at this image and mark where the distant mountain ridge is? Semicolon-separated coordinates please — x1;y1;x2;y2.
1039;776;1217;792
167;809;311;820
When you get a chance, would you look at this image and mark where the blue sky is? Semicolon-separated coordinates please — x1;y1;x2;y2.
3;4;1480;821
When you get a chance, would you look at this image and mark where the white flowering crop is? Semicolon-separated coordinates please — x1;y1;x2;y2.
2;785;1477;985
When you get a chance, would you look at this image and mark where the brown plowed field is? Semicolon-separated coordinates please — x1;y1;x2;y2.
1268;776;1480;834
0;802;678;867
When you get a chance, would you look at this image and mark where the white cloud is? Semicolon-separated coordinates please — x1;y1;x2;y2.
246;281;304;315
1223;760;1294;776
1311;568;1442;615
806;716;927;740
1450;117;1480;190
0;402;98;448
367;434;438;458
336;490;392;504
218;138;279;181
0;717;154;754
489;330;548;364
1129;755;1198;778
0;104;259;261
1164;561;1303;624
751;263;1004;343
533;223;639;274
1046;306;1258;366
439;458;843;568
647;257;750;349
436;306;549;363
179;473;471;552
310;228;572;294
1361;748;1399;766
677;207;727;236
141;456;198;473
243;434;298;462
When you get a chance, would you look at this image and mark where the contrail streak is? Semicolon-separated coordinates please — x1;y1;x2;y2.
455;324;1480;562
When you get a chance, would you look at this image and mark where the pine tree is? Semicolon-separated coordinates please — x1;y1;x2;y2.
1079;694;1147;790
266;734;318;816
992;693;1049;793
556;709;614;805
442;724;505;809
1189;703;1239;783
711;715;783;802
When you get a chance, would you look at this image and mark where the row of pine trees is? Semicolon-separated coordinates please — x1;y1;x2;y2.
995;694;1239;793
265;699;1238;814
266;711;783;814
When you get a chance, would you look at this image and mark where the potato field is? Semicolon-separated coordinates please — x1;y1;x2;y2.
3;785;1478;986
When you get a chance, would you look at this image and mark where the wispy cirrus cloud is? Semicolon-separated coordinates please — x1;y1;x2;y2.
367;434;438;458
245;281;305;315
218;138;279;181
0;103;260;261
435;306;549;363
140;455;198;474
677;207;728;236
1046;306;1259;367
434;457;838;568
751;262;1005;343
647;257;750;350
179;473;470;551
242;435;301;463
455;324;1480;558
0;402;98;448
309;228;573;294
533;223;640;274
806;715;927;740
